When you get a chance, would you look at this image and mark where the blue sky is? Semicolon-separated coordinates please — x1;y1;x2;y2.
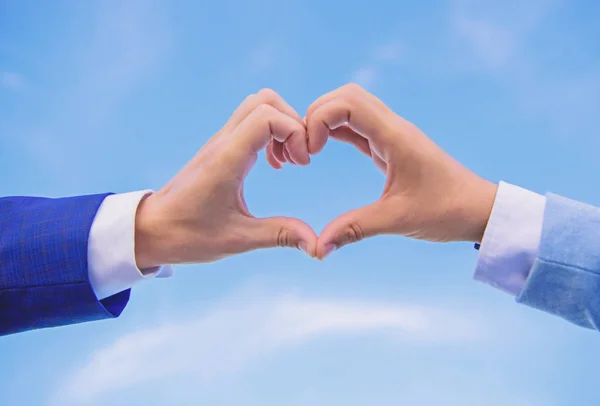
1;0;600;405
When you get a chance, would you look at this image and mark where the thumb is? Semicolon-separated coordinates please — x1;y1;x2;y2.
317;200;392;259
250;216;318;257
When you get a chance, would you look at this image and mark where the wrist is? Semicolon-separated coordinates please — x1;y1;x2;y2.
134;193;169;270
462;179;498;243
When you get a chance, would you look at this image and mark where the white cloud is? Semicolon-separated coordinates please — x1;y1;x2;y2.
452;14;517;72
350;41;402;88
246;40;297;75
11;0;170;189
388;379;547;406
374;43;403;62
54;293;488;405
518;72;600;135
449;0;600;135
351;66;377;87
249;41;279;72
0;71;23;90
449;0;555;74
65;0;170;127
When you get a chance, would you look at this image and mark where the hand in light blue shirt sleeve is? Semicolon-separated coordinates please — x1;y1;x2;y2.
476;182;600;330
517;193;600;329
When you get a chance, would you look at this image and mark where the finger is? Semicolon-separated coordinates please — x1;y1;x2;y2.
316;200;392;259
329;126;372;157
192;93;264;163
224;89;310;165
306;92;392;158
224;88;303;133
190;89;304;171
330;127;387;171
224;94;257;131
282;144;294;163
250;216;318;257
272;140;286;164
198;93;258;152
225;104;307;173
266;141;283;169
307;83;391;119
284;130;310;165
305;83;392;154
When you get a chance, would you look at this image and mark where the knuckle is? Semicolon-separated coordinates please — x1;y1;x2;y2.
343;82;364;95
344;222;365;243
340;91;360;107
253;103;277;118
244;93;257;103
257;88;279;103
276;227;291;247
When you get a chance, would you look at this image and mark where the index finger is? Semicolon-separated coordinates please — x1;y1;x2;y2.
305;84;392;154
306;92;392;157
224;88;303;133
223;104;307;174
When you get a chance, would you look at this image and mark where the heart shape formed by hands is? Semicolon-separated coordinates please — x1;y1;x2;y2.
263;84;497;259
135;85;497;269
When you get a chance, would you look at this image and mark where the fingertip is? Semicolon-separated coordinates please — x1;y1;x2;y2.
297;241;316;258
309;134;328;155
305;118;329;155
266;143;284;169
282;145;296;165
271;141;286;164
282;126;311;165
268;159;283;170
317;242;338;260
301;154;311;165
289;147;310;166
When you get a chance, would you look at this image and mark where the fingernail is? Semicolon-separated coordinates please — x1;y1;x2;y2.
298;241;314;258
321;243;337;259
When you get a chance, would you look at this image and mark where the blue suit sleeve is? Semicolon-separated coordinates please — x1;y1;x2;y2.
0;194;130;336
517;193;600;330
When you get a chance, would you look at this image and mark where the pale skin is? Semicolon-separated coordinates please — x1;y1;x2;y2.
134;89;317;269
134;84;498;268
303;84;499;259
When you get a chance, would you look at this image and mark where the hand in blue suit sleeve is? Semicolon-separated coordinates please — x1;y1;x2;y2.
0;194;130;336
0;89;321;336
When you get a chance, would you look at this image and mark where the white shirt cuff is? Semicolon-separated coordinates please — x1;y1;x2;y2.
474;181;545;296
88;190;174;300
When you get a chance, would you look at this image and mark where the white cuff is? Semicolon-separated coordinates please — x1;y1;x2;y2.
88;190;174;300
474;181;545;296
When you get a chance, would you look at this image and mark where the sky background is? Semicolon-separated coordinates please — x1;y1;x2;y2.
1;0;600;405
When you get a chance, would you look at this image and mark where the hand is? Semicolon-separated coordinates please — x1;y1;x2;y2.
134;89;317;268
303;84;498;259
